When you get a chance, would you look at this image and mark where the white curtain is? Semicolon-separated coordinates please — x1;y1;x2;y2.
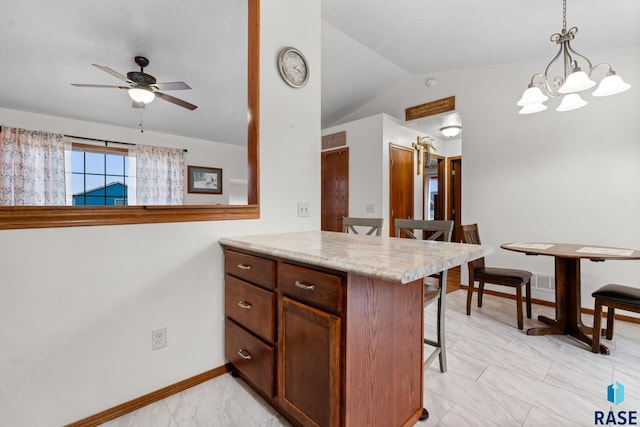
0;126;66;206
135;144;185;205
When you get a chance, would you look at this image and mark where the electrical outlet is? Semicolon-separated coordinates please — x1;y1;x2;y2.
297;202;310;217
152;327;167;350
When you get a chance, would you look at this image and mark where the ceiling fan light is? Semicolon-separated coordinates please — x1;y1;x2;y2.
518;103;547;115
517;86;548;106
556;93;587;112
592;73;631;97
128;87;155;104
439;125;461;138
558;70;596;94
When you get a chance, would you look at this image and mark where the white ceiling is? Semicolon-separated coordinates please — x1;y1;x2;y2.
1;1;639;144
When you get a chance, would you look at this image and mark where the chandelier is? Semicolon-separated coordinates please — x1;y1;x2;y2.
517;0;630;114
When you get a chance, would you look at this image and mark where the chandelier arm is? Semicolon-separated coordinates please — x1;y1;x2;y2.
565;41;594;74
541;45;565;97
590;62;614;76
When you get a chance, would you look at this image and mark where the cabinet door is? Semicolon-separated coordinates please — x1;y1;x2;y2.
279;297;341;427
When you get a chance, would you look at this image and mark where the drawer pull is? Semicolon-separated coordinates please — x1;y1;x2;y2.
237;264;252;270
237;349;252;360
294;280;316;291
237;301;253;310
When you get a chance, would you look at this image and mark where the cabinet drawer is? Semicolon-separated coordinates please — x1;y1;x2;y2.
279;263;342;313
225;250;275;289
225;319;275;398
225;274;276;343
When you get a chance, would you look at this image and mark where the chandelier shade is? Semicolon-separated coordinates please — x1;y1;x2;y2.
593;73;631;97
556;93;587;112
517;86;549;106
517;0;630;114
519;103;548;115
558;69;595;94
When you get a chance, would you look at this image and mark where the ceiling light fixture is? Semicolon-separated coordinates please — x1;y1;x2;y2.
440;125;461;138
517;0;630;114
128;87;156;104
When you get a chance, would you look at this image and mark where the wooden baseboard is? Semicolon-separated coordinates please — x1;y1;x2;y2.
66;364;232;427
460;285;640;325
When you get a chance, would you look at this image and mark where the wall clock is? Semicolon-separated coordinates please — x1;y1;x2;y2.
278;47;309;88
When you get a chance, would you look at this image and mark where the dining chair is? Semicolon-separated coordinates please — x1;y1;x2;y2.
341;216;383;236
395;218;454;373
461;223;532;330
591;284;640;353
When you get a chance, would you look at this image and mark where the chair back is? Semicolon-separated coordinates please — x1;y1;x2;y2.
395;219;454;242
342;217;383;236
460;223;486;269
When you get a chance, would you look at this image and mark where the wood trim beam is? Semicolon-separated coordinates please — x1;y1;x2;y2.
65;365;231;427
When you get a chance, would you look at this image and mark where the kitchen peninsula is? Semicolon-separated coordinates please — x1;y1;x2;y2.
219;231;491;427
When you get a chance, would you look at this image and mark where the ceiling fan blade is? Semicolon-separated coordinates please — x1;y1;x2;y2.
155;91;198;110
92;64;133;83
132;101;145;109
71;83;129;89
154;81;191;91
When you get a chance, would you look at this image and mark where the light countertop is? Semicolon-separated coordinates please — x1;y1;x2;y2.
219;230;492;284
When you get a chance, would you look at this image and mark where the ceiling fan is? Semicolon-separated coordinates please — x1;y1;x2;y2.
71;56;197;110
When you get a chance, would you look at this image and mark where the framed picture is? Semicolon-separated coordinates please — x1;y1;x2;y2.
188;166;223;194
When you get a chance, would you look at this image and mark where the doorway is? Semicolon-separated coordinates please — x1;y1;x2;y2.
448;156;462;243
423;154;446;221
321;147;349;232
389;143;414;237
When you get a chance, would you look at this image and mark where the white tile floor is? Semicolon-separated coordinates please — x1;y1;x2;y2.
100;290;640;426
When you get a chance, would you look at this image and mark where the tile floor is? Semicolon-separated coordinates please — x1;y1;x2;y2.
101;290;640;426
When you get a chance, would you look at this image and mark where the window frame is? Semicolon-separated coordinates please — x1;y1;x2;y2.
70;143;130;207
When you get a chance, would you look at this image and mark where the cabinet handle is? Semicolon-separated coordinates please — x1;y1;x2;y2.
237;301;253;310
237;349;252;360
237;264;252;270
294;280;316;291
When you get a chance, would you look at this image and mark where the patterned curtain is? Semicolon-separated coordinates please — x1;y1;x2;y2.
0;126;66;206
135;144;185;205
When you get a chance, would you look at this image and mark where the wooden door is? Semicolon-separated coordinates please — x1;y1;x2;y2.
389;144;414;237
321;148;349;232
279;297;341;427
448;157;462;242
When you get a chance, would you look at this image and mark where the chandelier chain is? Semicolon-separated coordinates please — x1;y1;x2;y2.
562;0;567;32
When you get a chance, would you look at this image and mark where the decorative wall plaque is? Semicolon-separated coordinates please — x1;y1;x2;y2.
322;131;346;150
405;96;455;121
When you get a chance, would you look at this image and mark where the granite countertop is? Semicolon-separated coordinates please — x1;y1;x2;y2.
219;230;493;284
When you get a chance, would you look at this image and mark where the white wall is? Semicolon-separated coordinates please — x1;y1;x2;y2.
323;113;456;236
0;1;321;426
334;45;640;304
323;114;384;220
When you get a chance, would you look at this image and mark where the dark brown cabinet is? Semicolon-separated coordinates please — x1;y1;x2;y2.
223;247;424;427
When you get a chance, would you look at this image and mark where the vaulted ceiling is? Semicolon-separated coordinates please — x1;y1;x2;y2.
1;1;638;144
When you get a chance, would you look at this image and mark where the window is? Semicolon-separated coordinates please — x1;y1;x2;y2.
69;144;132;206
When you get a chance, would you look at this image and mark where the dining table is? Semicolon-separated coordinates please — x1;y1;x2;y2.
501;242;640;354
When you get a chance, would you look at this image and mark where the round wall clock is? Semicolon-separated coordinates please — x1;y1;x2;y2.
278;47;309;88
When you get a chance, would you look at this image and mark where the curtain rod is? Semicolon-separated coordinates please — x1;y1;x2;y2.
64;134;188;152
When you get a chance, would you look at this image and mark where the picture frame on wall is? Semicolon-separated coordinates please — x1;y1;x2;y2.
188;166;223;194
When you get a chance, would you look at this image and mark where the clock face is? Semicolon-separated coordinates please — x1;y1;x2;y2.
278;47;309;88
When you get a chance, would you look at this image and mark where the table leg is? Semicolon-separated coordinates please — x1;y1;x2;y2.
526;257;575;336
526;257;609;353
